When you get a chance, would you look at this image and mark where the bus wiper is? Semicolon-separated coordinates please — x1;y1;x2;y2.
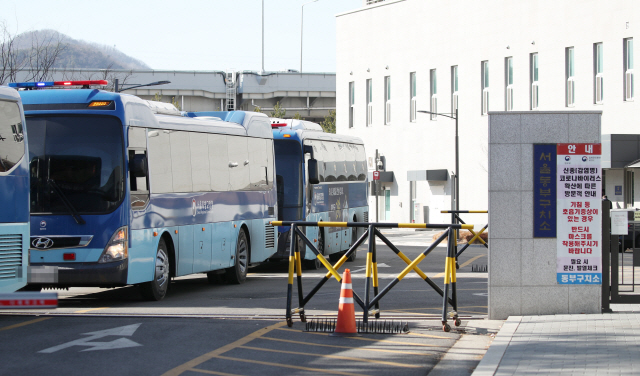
47;178;86;225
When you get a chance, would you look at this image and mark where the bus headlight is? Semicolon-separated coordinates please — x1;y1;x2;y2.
99;226;128;263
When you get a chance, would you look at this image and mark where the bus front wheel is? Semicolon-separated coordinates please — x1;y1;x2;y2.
140;238;170;301
226;229;248;284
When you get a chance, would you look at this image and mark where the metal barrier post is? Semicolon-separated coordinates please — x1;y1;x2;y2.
441;226;453;331
295;230;305;321
451;212;458;268
285;224;297;326
602;198;612;313
372;239;381;319
363;224;375;324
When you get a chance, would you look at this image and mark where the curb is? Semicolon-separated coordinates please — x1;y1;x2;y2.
471;316;522;375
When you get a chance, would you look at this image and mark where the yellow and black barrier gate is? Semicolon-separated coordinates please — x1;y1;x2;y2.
270;220;474;332
441;210;488;267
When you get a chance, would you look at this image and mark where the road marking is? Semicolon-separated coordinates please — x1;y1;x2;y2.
187;369;244;376
74;307;109;314
433;254;487;278
239;345;423;368
161;321;287;376
0;317;50;332
259;336;429;355
350;262;390;274
39;323;142;353
210;355;369;376
276;328;441;347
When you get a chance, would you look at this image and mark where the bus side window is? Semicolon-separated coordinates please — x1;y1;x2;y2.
248;137;268;190
336;143;348;181
148;129;173;193
170;131;193;193
208;133;229;191
128;127;149;209
189;132;211;192
266;139;274;189
346;143;357;181
356;144;367;181
227;135;250;191
323;141;337;182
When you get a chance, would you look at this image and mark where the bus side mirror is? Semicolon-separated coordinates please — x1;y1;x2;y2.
130;154;147;178
308;159;319;184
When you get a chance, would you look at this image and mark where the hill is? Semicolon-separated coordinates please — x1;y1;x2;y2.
13;29;150;70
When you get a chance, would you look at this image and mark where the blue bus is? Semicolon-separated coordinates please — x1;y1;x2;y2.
0;86;29;293
270;118;368;268
16;80;277;300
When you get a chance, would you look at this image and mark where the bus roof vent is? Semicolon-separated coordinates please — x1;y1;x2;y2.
146;100;181;116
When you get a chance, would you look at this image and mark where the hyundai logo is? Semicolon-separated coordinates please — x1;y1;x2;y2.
32;237;54;249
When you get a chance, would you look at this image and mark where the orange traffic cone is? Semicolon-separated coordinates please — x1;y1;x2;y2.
333;269;358;336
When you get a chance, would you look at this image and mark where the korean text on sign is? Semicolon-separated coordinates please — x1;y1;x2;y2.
556;143;602;285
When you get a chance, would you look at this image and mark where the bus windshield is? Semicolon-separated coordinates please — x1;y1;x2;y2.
27;115;124;214
274;139;302;220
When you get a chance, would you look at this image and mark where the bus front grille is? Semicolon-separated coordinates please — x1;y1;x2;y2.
0;234;22;280
265;224;275;249
364;211;369;223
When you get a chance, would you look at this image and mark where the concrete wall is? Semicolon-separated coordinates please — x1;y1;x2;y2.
488;111;601;319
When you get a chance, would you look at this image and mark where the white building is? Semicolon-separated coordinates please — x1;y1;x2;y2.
336;0;640;225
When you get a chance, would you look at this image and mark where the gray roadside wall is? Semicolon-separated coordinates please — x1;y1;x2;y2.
488;111;601;320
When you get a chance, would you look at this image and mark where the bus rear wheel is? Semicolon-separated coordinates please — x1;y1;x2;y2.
226;229;248;284
140;238;170;301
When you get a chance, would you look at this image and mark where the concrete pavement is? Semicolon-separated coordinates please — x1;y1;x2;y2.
471;306;640;375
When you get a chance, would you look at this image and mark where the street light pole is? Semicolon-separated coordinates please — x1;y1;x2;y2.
454;108;459;212
300;0;318;73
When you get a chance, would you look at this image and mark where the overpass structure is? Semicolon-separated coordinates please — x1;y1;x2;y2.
14;69;336;123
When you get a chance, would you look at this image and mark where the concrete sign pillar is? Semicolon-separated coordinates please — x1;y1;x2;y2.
488;111;602;320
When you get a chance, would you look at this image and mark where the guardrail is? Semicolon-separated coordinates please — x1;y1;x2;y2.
271;221;474;332
441;210;488;267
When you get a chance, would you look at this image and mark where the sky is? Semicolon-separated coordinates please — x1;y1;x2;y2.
0;0;362;72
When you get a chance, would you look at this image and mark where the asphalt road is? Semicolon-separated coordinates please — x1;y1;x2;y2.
0;232;488;376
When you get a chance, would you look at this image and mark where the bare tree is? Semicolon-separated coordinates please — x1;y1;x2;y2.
0;25;66;85
0;22;26;85
22;30;66;82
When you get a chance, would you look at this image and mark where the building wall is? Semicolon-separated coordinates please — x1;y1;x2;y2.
336;0;640;226
488;111;601;319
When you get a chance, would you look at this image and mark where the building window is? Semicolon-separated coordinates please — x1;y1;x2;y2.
566;47;575;107
625;38;634;101
594;43;604;104
430;69;437;120
451;65;458;114
384;76;391;125
481;61;489;115
349;82;355;128
366;79;373;126
409;72;417;122
505;57;514;111
530;53;539;110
